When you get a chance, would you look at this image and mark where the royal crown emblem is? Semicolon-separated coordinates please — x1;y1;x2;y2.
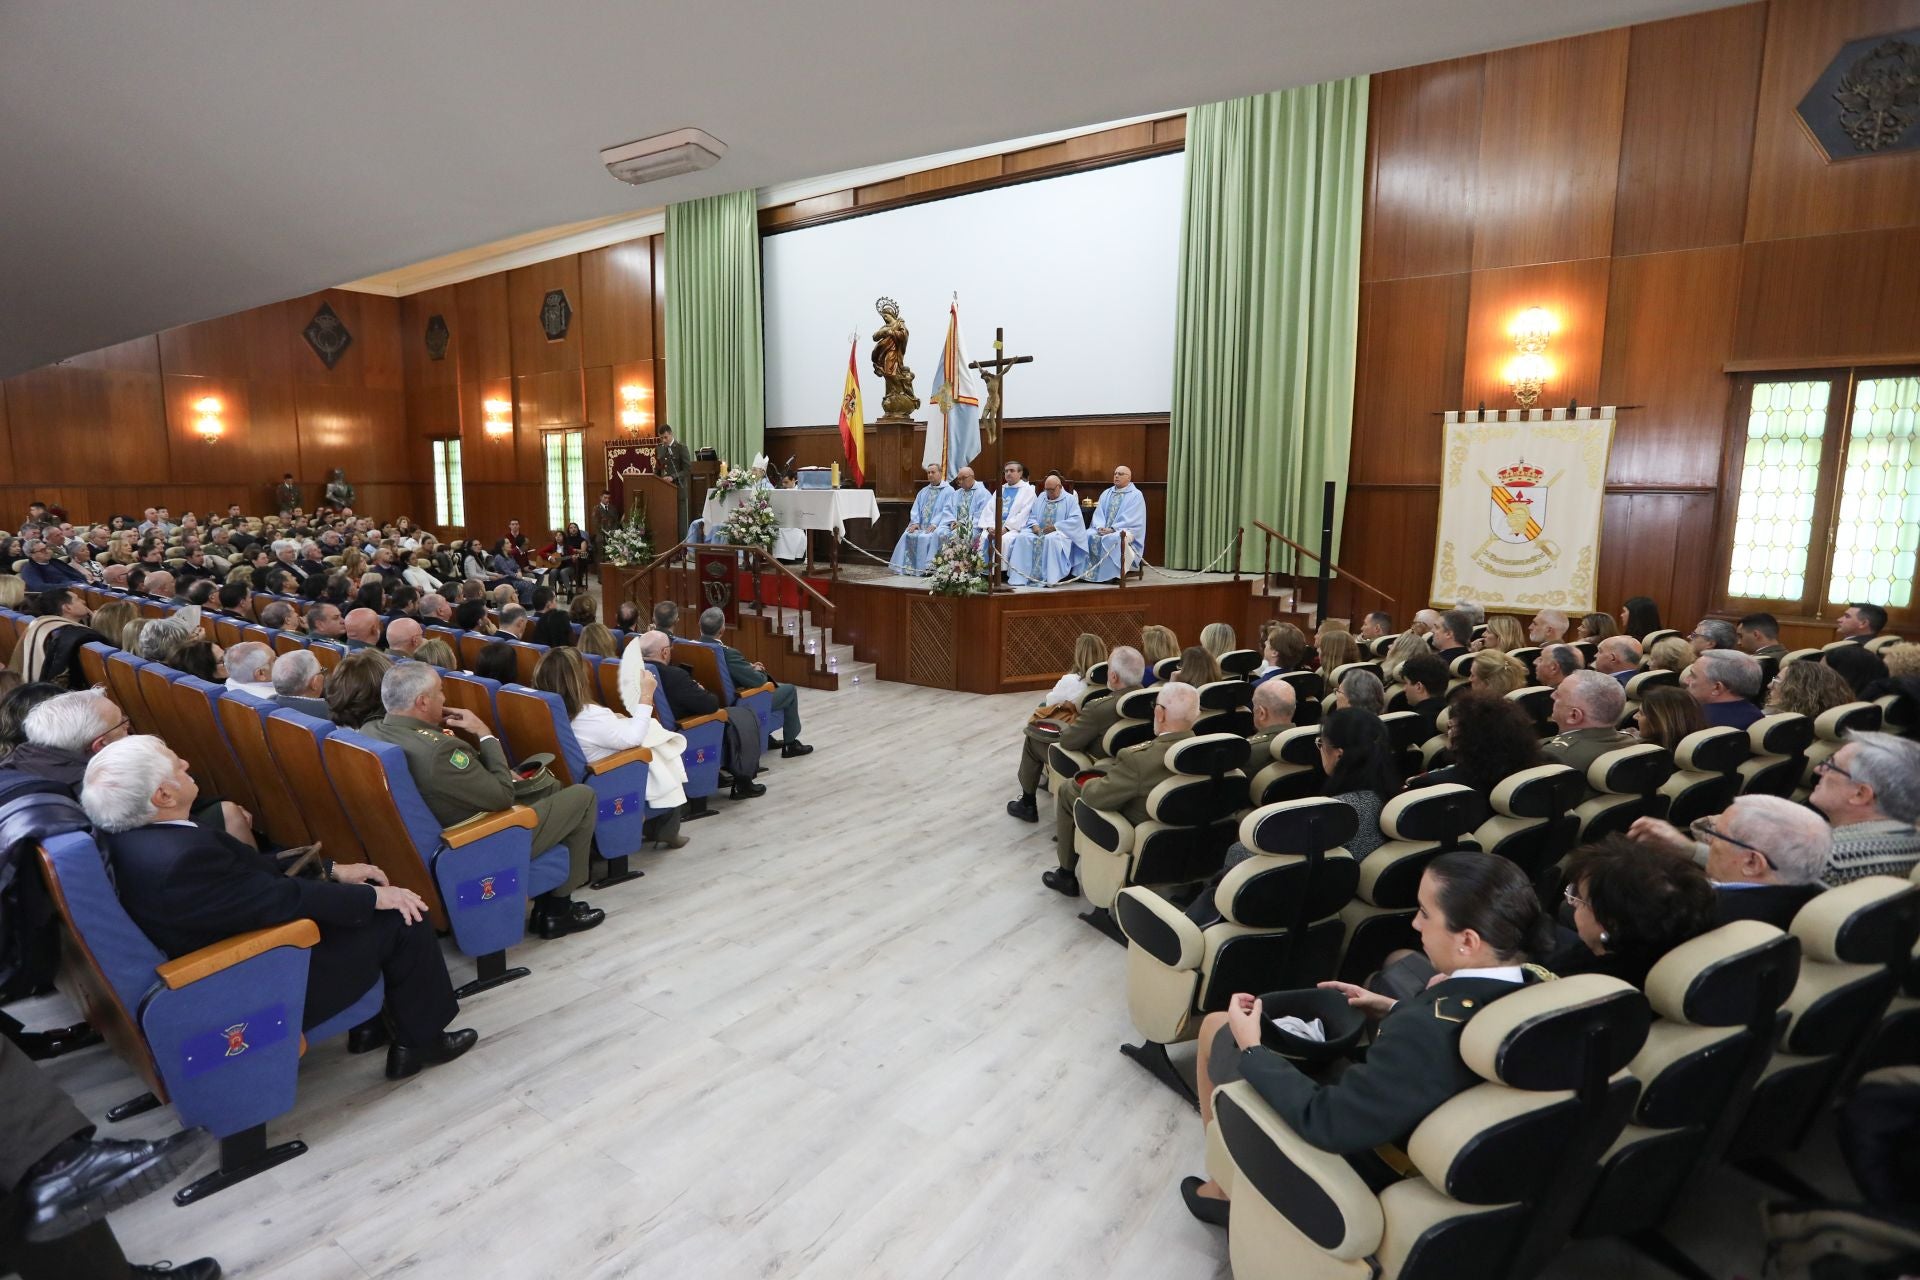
1489;460;1548;546
1496;462;1544;489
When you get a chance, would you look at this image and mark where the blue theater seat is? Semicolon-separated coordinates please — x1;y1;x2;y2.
37;828;381;1205
680;637;775;739
495;684;650;886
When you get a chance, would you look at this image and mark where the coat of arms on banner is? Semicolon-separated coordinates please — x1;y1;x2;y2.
1475;459;1562;575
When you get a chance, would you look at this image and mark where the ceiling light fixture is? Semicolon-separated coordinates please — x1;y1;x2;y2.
600;128;727;186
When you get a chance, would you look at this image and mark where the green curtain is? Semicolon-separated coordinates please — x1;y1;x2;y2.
664;189;765;471
1164;78;1368;570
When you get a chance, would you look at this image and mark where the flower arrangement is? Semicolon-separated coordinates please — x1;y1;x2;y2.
709;466;753;497
928;523;990;596
719;490;781;551
603;507;654;567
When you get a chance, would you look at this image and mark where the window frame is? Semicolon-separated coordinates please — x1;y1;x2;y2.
1712;363;1920;631
541;427;587;535
430;437;465;529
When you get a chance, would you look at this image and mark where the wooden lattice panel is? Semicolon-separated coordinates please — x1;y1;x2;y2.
907;597;958;688
1002;609;1146;679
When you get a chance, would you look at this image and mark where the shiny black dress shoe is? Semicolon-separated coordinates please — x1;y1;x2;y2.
24;1128;214;1242
385;1028;480;1081
535;898;607;940
1180;1176;1229;1227
730;778;767;800
1006;796;1039;822
14;1020;102;1060
346;1018;390;1055
1041;868;1080;897
131;1258;222;1279
780;740;814;758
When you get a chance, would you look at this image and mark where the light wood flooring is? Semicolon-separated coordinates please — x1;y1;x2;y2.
17;679;1858;1279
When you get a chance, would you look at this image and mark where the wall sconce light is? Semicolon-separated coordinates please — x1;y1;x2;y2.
193;396;224;444
619;384;650;435
483;398;513;440
1503;307;1557;409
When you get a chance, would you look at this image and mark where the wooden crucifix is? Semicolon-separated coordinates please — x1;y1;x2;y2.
969;326;1033;588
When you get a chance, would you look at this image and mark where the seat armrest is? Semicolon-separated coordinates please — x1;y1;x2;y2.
740;682;776;697
589;745;653;773
156;920;321;989
444;805;537;847
1213;1080;1386;1262
1115;887;1203;968
680;711;729;731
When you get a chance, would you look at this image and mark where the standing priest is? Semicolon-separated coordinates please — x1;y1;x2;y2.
1006;471;1087;587
889;463;955;576
1084;465;1147;582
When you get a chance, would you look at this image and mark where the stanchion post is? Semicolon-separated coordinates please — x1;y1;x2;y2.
1316;481;1335;623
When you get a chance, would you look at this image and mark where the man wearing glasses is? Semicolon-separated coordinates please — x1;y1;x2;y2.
1628;794;1830;929
1807;732;1920;884
0;689;131;798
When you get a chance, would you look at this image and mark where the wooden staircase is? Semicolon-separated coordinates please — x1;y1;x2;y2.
735;601;875;691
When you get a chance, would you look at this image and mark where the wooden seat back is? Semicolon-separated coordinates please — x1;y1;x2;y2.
165;678;261;817
320;732;449;931
671;641;728;701
217;695;312;848
263;712;369;862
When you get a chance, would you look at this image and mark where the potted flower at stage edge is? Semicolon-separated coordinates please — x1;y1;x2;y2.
709;465;752;497
719;490;780;552
604;507;654;567
927;524;990;596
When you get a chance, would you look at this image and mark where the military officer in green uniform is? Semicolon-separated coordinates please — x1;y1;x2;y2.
1045;679;1199;896
1246;679;1297;756
658;425;693;538
1007;645;1147;823
1180;850;1560;1225
363;662;606;939
1544;670;1636;797
697;606;812;756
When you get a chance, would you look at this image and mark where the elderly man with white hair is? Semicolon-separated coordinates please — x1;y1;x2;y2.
222;641;276;699
1528;608;1570;644
1630;794;1832;930
1544;670;1637;795
270;649;331;717
1593;635;1642;685
1248;678;1296;755
1808;731;1920;884
1008;644;1147;824
0;689;129;794
1684;648;1765;731
636;629;764;797
83;735;475;1079
1045;679;1200;897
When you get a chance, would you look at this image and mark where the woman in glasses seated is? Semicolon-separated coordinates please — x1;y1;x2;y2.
1551;835;1719;987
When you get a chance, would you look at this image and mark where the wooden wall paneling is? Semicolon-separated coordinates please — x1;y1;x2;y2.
457;379;517;485
507;256;584;377
1003;122;1156;175
1594;490;1720;624
856;157;1005;207
514;369;587;499
406;383;461;440
460;484;546;547
1744;0;1920;243
281;290;402;391
1599;246;1743;488
455;275;513;383
1337;485;1440;613
294;384;408;483
1461;257;1611;410
0;377;10;472
400;285;461;391
1153;116;1187;147
1471;29;1631;270
4;350;168;484
161;374;298;488
157;307;294;383
1610;3;1766;255
1350;273;1471;485
1362;58;1486;282
580;237;656;370
1732;225;1920;364
1144;420;1169;484
57;335;160;377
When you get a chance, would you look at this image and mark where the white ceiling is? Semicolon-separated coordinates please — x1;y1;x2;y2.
0;0;1741;379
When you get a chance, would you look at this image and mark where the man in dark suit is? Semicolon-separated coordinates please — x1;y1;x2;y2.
1398;654;1451;741
1046;680;1198;896
1834;602;1887;645
1433;609;1473;664
1632;793;1831;932
637;629;764;797
82;735;476;1080
18;541;84;592
269;649;333;718
696;606;810;757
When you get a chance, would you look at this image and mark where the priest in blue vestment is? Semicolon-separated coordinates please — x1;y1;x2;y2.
889;463;955;575
1006;472;1088;587
1084;465;1148;582
946;466;994;558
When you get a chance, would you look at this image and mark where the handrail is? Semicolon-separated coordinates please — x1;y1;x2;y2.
738;545;834;614
1248;520;1395;605
626;538;840;683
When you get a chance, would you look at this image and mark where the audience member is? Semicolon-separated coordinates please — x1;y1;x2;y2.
385;618;425;658
1593;635;1641;684
84;734;475;1080
1467;649;1528;698
1199;622;1236;657
0;688;127;794
1765;658;1856;720
1579;612;1617;641
1139;624;1179;678
451;598;490;634
1687;617;1738;656
1541;671;1632;778
13;589;100;687
497;605;529;639
1333;669;1385;716
1358;611;1392;642
1632;684;1706;751
1619;596;1664;640
1008;645;1144;822
1379;631;1429;683
652;600;680;634
576;623;617;658
1533;643;1581;689
615;601;642;632
1738;612;1787;657
342;608;382;649
1807;732;1920;883
1254;623;1309;678
1039;633;1103;708
1683;649;1764;730
529;610;573;649
1246;680;1295;755
1630;795;1833;927
1408;693;1544;798
1477;614;1526;653
1646;635;1693;674
1315;629;1361;676
1555;837;1718;988
1317;707;1398;860
469;642;516;685
697;607;810;757
323;648;393;729
222;642;276;699
1529;609;1570;645
1044;681;1199;898
269;650;330;717
0;682;66;765
171;638;223;682
531;648;688;850
1434;609;1473;661
411;638;457;669
1822;643;1888;699
636;630;763;799
1834;601;1888;644
1398;654;1451;739
1175;644;1221;688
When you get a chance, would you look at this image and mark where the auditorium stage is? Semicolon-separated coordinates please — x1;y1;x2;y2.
817;564;1258;695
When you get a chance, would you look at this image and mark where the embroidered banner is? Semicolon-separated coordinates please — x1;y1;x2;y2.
1430;409;1615;612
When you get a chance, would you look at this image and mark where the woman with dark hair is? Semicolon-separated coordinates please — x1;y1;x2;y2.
170;639;224;682
0;681;66;761
1633;684;1707;751
1318;708;1399;859
1175;644;1222;688
529;609;574;649
1619;596;1664;640
324;648;394;729
1580;612;1618;641
1822;644;1888;699
0;537;23;568
469;642;517;685
1405;693;1544;796
1556;836;1718;989
352;580;386;616
1181;850;1557;1225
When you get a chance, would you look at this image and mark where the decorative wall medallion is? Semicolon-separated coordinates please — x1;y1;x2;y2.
540;289;572;341
302;302;353;369
425;313;450;360
1798;30;1920;160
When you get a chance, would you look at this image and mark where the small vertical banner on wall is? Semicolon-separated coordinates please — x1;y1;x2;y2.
1429;409;1617;611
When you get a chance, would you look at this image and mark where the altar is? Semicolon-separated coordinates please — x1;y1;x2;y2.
698;487;882;573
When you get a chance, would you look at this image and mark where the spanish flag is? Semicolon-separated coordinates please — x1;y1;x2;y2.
837;337;867;487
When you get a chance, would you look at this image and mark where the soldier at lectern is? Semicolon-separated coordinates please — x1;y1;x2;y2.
659;424;693;535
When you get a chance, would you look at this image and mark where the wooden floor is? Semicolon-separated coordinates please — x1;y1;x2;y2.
19;679;1856;1279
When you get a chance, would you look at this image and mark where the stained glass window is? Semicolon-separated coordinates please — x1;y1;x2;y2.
1726;379;1829;602
1827;376;1919;610
543;429;585;533
431;439;465;527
